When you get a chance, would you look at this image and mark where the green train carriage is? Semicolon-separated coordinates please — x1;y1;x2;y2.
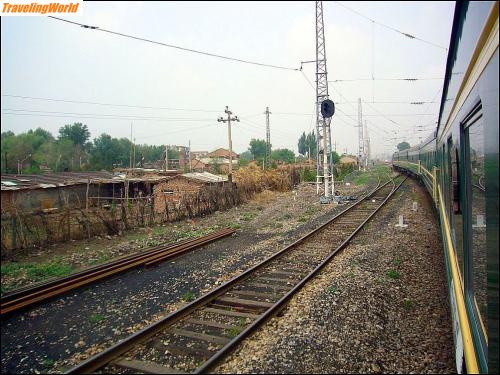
392;1;498;373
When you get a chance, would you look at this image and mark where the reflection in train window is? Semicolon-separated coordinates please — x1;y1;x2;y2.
465;114;487;329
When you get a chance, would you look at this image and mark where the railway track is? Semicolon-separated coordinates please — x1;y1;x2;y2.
67;174;406;374
0;228;235;316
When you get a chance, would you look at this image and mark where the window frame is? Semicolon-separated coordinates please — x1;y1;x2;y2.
460;102;488;369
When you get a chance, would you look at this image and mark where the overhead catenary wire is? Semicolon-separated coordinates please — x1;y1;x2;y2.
1;94;221;113
328;77;443;82
333;1;448;50
48;16;300;71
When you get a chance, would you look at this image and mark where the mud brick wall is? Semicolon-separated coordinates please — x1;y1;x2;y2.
153;178;207;213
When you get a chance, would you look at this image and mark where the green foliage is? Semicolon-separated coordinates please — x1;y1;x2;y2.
397;141;411;151
386;269;400;279
41;358;55;369
271;148;295;164
299;168;316;182
298;132;307;156
402;298;413;309
353;172;370;185
1;258;73;284
88;313;105;323
393;256;402;266
249;138;269;160
58;123;90;146
240;212;256;221
331;151;340;165
239;150;253;162
337;163;355;181
182;291;195;302
1;125;182;173
305;131;317;159
227;326;241;338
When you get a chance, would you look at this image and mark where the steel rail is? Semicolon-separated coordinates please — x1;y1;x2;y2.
66;176;404;374
197;175;406;373
1;228;235;316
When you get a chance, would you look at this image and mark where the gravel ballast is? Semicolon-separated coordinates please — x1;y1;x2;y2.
215;178;455;374
1;182;374;374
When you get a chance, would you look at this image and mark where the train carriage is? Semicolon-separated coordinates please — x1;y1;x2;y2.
392;1;498;373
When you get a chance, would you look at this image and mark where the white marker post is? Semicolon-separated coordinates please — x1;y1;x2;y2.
395;215;408;228
412;202;418;211
473;214;486;228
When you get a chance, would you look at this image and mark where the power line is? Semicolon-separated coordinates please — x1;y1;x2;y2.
300;70;316;91
329;77;442;82
48;16;300;71
1;108;214;122
239;118;291;138
135;124;218;140
337;112;438;117
335;100;438;104
1;94;221;113
333;1;448;50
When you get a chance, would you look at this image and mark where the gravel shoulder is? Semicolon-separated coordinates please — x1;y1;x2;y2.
1;181;374;374
214;178;456;374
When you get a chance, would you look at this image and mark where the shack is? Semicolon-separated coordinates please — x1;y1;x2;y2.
153;172;228;213
0;171;169;214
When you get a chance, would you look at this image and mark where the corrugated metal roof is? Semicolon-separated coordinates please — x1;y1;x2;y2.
1;171;168;191
181;172;228;183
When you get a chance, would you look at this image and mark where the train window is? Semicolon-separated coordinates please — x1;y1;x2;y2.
447;137;465;278
463;108;487;330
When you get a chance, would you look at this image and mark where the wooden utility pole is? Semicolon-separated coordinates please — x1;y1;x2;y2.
165;145;168;171
129;123;133;169
217;106;239;183
133;137;136;169
188;140;192;172
264;106;271;169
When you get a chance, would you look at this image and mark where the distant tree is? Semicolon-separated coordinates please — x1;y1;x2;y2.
31;128;54;143
397;141;411;151
239;151;253;167
305;131;317;159
271;148;295;164
1;130;56;173
331;151;340;164
90;133;117;170
239;150;253;161
58;123;90;146
249;139;268;160
298;132;307;156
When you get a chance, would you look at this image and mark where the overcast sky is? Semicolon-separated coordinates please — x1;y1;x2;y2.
1;1;455;157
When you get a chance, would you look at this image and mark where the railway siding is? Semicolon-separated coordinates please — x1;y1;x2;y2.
216;178;455;374
1;181;376;374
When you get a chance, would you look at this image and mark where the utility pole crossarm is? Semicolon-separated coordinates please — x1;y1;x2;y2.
217;106;239;183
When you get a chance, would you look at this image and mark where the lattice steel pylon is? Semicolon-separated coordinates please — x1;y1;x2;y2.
357;98;365;171
315;0;334;197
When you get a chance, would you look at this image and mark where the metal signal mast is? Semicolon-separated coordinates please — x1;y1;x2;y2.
315;0;334;198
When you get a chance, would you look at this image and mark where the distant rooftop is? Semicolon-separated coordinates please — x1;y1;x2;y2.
1;171;169;191
181;172;228;183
